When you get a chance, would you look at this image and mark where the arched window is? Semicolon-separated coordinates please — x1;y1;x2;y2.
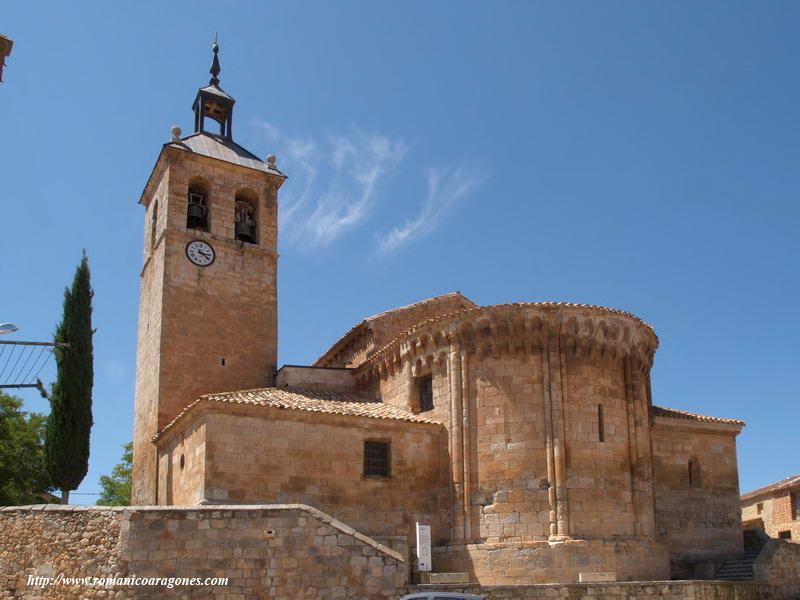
187;179;209;231
234;190;258;243
688;457;702;488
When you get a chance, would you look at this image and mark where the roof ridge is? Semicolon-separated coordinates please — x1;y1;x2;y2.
741;473;800;501
313;291;475;366
154;386;442;442
652;405;745;426
365;291;475;322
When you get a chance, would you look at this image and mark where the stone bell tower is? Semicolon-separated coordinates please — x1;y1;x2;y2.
132;43;286;505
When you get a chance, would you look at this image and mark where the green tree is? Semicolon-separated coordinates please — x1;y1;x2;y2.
96;442;132;506
45;251;94;504
0;392;52;505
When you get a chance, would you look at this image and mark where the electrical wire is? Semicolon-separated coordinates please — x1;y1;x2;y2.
0;344;24;382
7;343;36;385
20;345;48;385
30;348;54;385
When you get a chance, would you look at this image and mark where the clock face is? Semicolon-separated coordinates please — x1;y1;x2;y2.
186;240;215;267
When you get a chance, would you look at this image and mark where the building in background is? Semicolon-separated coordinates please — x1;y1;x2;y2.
741;474;800;541
132;44;748;585
0;34;12;82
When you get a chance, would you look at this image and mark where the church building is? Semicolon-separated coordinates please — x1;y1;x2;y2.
132;46;747;585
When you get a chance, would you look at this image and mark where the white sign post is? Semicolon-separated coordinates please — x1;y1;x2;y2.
416;522;432;572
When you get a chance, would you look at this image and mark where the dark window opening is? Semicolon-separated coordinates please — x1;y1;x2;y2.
150;200;158;250
792;492;799;520
597;403;605;442
235;198;257;243
220;358;226;366
187;188;208;230
779;530;792;540
688;458;702;488
363;441;390;478
418;376;433;413
179;454;185;470
757;503;764;515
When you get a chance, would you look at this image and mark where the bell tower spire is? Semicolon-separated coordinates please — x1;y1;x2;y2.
192;39;235;139
209;34;221;85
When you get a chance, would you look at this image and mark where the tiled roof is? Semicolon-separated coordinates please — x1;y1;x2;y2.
168;132;285;176
314;292;476;366
153;387;441;441
741;474;800;502
652;405;745;426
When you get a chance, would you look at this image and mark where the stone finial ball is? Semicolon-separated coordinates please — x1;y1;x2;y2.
267;154;277;166
171;126;182;138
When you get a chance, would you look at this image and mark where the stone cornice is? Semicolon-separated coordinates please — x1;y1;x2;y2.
355;303;658;384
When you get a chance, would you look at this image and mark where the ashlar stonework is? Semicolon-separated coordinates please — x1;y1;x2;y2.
124;47;753;587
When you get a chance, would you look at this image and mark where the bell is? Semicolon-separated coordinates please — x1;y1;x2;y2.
187;203;206;229
235;222;256;243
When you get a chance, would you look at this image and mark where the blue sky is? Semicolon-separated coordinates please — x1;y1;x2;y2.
1;1;797;500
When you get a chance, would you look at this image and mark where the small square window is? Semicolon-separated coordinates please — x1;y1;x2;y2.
363;441;390;478
778;530;792;540
418;376;433;413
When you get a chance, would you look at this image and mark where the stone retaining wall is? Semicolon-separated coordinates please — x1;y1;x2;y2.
432;538;670;585
411;581;774;599
754;538;800;600
0;504;406;599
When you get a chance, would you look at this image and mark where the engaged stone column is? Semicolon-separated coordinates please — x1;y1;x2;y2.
624;353;657;539
447;334;465;542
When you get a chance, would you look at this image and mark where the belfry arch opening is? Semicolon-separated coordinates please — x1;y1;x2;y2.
234;189;258;244
187;177;210;231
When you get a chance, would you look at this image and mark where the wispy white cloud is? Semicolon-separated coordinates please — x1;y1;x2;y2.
254;120;406;248
376;163;487;254
252;120;486;254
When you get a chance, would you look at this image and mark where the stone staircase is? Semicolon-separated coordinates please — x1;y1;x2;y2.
715;551;760;581
715;529;768;581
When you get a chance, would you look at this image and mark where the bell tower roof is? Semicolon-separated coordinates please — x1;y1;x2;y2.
155;40;285;179
191;41;236;139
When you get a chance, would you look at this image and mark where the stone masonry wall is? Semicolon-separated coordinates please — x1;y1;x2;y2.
157;417;206;506
432;538;669;585
0;504;406;600
156;404;451;542
364;303;672;583
651;418;744;566
754;537;800;600
133;147;283;506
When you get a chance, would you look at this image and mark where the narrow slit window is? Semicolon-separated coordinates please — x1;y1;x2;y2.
363;441;390;478
597;403;605;442
150;200;158;250
418;376;433;413
688;458;701;488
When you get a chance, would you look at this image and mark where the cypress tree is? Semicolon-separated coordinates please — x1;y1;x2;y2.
45;251;94;504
